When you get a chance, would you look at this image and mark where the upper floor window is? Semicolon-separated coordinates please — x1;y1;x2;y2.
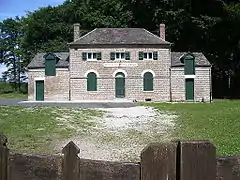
82;52;101;61
182;53;195;75
139;51;158;60
44;53;57;76
110;52;130;60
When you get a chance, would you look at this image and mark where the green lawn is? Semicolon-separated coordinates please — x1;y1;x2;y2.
0;106;103;154
143;100;240;156
0;93;27;99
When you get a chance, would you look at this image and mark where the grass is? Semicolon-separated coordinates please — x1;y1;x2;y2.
0;106;103;154
0;93;27;99
141;100;240;156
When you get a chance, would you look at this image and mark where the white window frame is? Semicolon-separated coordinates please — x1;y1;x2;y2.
115;52;125;60
143;52;153;60
87;52;97;61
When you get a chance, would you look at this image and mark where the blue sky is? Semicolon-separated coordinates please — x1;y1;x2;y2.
0;0;65;76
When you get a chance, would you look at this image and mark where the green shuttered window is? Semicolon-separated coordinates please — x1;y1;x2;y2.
110;52;130;60
87;72;97;91
139;51;158;60
44;53;56;76
143;72;153;91
184;59;195;75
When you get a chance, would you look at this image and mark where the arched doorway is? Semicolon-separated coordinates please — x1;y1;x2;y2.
115;72;125;98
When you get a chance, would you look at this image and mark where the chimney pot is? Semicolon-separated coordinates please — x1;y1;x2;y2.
159;23;165;40
74;23;80;41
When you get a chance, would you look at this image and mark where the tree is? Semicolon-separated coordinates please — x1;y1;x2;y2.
0;17;26;91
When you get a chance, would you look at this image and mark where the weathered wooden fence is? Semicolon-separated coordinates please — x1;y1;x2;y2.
0;134;240;180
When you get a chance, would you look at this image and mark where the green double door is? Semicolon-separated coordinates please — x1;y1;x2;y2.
185;79;194;100
115;72;125;98
36;80;44;101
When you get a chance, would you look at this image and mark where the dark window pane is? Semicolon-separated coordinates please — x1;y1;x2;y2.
93;53;97;59
116;53;120;59
149;53;153;59
121;53;125;59
144;53;147;59
88;53;92;59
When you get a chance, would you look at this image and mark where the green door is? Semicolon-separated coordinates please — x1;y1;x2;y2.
115;72;125;98
185;79;194;100
36;80;44;101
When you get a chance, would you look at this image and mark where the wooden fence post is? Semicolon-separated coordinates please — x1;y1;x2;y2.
62;141;80;180
140;142;177;180
0;133;8;180
178;140;216;180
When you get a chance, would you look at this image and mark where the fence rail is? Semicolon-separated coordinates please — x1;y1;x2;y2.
0;134;240;180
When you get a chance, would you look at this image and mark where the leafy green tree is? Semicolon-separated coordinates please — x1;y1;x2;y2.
0;17;26;91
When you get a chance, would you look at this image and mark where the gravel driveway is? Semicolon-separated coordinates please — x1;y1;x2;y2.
55;106;177;162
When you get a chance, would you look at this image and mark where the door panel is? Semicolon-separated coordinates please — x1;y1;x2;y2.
115;73;125;98
36;80;44;101
185;79;194;100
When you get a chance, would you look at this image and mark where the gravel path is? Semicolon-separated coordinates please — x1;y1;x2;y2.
56;106;177;162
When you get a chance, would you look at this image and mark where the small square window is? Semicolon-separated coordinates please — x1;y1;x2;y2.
149;53;153;59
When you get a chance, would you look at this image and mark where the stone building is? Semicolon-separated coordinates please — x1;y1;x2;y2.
27;23;212;102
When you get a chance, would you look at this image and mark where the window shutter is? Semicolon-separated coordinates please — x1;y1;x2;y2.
153;51;158;60
82;52;87;60
97;52;102;60
139;52;144;60
125;52;130;60
184;59;195;75
87;73;97;91
143;72;153;91
110;52;115;60
45;59;56;76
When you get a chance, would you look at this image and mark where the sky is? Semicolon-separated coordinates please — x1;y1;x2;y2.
0;0;65;77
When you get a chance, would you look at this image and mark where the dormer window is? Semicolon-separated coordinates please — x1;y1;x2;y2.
182;53;195;75
44;53;57;76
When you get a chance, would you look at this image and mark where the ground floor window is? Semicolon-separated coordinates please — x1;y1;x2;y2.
143;72;153;91
87;72;97;91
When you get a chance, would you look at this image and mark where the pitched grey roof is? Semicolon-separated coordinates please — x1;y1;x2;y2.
69;28;171;45
27;52;69;69
171;52;211;67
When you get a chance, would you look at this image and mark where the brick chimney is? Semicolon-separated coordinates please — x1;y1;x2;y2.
159;23;165;40
74;23;80;41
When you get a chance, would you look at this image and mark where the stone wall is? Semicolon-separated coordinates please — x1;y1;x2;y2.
170;66;212;102
70;47;171;101
28;68;70;101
